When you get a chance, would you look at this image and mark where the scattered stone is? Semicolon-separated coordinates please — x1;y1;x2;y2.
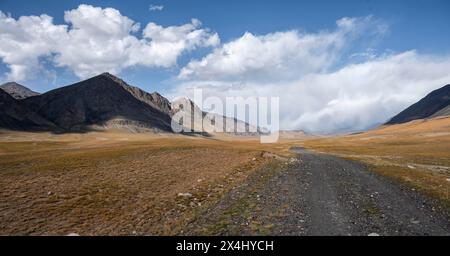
410;219;420;224
177;203;187;209
177;193;192;198
289;158;298;163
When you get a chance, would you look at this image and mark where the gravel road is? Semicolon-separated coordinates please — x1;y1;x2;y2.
187;148;450;236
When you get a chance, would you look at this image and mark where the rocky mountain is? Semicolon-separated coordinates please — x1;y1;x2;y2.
22;73;173;132
171;97;262;135
0;88;56;131
0;82;40;100
386;84;450;125
102;74;172;116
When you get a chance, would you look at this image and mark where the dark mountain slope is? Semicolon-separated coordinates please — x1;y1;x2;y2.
123;86;172;116
0;82;40;100
386;84;450;124
430;105;450;118
0;88;56;131
23;73;173;132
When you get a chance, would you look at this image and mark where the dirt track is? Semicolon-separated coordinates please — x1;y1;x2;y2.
187;148;450;235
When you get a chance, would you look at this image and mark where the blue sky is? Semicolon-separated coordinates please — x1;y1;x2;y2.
1;0;450;133
1;0;449;93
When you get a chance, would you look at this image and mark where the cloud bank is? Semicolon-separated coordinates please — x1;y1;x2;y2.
172;51;450;134
172;17;450;134
0;4;219;80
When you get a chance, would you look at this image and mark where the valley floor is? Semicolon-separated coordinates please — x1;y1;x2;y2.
1;117;450;235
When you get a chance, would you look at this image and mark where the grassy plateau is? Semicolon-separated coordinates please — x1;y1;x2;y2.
0;131;294;235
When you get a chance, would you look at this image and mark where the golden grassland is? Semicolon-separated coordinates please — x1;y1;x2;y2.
1;116;449;235
303;116;450;205
0;130;295;235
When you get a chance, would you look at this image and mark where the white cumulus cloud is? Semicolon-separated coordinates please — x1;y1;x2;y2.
179;16;387;81
0;12;67;81
0;4;219;80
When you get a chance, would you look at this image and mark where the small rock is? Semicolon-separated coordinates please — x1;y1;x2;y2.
67;233;80;236
410;219;420;224
47;191;52;196
177;193;192;198
368;233;380;236
252;158;257;161
177;203;187;209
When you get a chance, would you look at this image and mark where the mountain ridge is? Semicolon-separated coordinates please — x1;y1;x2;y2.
386;84;450;125
0;88;56;131
0;73;262;136
0;82;40;100
171;97;264;135
22;73;173;132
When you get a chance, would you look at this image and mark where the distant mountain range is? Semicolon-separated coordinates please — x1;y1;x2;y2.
0;73;260;135
0;82;40;100
172;97;263;135
386;84;450;125
2;75;448;134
